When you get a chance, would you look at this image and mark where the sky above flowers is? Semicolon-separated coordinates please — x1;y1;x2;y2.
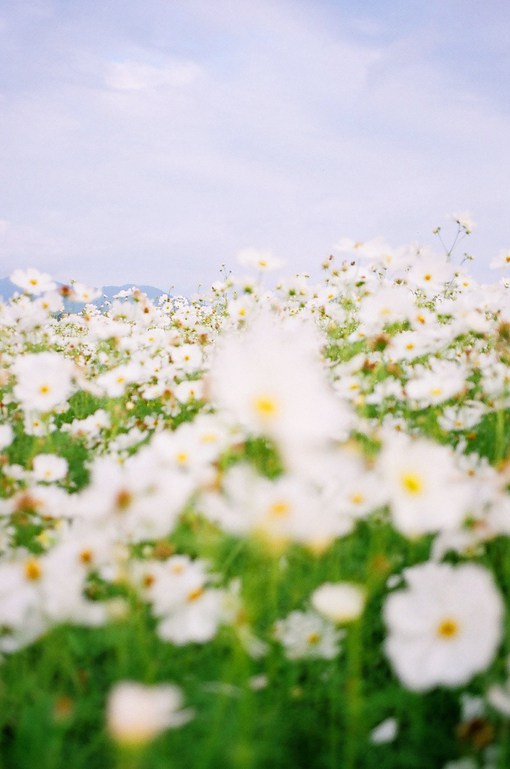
1;0;509;292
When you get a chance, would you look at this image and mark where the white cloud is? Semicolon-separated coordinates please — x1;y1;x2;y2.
105;60;203;92
0;0;509;288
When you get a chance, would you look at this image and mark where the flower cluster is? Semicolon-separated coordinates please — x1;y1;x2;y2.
2;238;510;768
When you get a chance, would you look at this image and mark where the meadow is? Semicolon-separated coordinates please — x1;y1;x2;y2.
1;227;510;769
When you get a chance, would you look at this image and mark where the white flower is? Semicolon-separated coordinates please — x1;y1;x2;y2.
370;717;398;744
32;454;68;482
0;424;13;449
12;352;75;412
68;281;102;302
489;249;510;270
273;610;343;660
384;562;504;691
10;267;57;295
311;582;366;624
107;681;193;746
207;313;348;468
237;248;285;271
449;211;475;233
376;432;471;537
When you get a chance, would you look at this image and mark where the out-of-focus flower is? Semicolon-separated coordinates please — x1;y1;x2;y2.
273;610;343;660
107;681;194;746
449;211;475;233
384;562;504;691
10;268;57;295
207;313;349;468
68;281;102;302
490;249;510;269
32;454;68;482
376;432;471;537
0;424;13;449
311;582;366;624
12;352;75;412
237;248;285;272
370;717;398;744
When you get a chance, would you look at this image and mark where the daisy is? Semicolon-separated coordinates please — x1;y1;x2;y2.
10;267;57;296
384;561;503;691
12;352;75;412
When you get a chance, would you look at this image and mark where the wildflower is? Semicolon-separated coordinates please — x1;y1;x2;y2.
237;248;285;272
311;582;366;624
384;562;504;691
207;313;348;468
0;424;13;449
489;249;510;269
10;267;57;295
107;681;193;746
370;717;398;744
32;454;68;482
12;352;75;412
273;610;343;660
376;432;471;537
449;211;475;233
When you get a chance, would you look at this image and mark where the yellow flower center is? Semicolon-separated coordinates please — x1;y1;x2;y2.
437;618;459;639
187;587;204;603
267;500;290;518
115;489;133;511
24;558;42;581
39;385;50;395
400;472;424;495
307;632;321;645
253;395;278;418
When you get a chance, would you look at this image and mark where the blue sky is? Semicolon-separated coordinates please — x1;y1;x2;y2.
1;0;509;292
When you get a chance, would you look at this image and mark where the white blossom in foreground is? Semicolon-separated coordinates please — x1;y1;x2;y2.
0;424;13;449
10;267;57;295
32;454;68;482
12;352;76;412
370;717;398;744
311;582;366;624
207;313;350;468
107;681;194;746
376;432;471;537
384;562;504;691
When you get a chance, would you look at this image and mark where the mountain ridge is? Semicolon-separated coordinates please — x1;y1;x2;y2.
0;277;166;302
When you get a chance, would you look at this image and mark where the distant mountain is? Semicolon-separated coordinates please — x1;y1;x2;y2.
0;278;14;300
0;278;166;302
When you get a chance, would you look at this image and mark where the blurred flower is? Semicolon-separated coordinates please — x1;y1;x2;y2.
10;268;57;295
237;248;285;271
370;717;398;744
207;312;349;468
376;432;471;537
490;249;510;269
0;424;13;449
311;582;365;624
273;610;343;660
32;454;68;482
12;352;75;412
449;211;475;233
107;681;194;746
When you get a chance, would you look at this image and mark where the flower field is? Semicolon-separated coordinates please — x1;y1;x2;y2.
2;230;510;769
